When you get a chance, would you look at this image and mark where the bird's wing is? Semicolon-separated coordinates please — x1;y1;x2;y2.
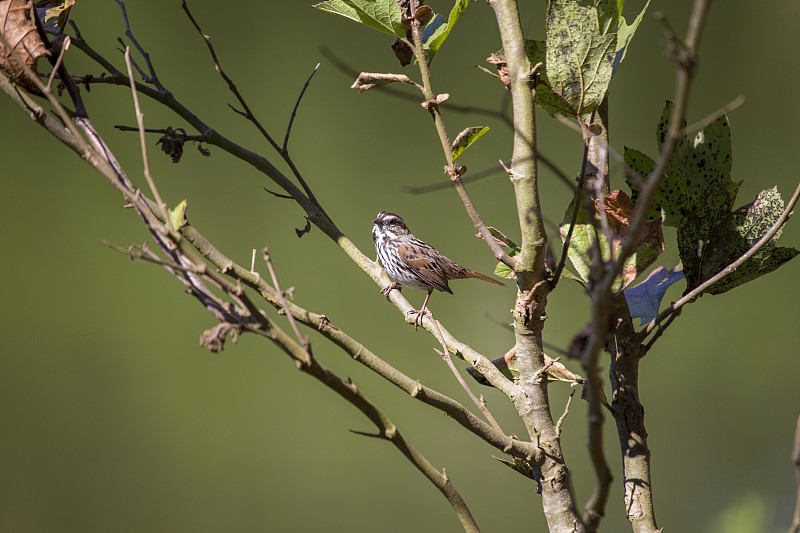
396;241;453;294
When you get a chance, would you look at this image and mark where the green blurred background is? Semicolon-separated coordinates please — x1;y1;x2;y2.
1;1;798;531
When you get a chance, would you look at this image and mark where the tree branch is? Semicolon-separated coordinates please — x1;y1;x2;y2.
489;1;580;531
407;14;514;269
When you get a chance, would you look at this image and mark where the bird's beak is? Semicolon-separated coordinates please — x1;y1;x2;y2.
373;217;380;224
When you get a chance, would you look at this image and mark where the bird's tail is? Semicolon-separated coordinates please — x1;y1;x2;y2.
464;269;504;286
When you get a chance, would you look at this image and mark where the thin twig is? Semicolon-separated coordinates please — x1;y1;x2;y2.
406;154;575;195
555;390;575;436
551;184;584;288
643;310;679;352
642;180;800;341
431;318;505;435
46;36;70;92
123;46;171;233
322;45;513;128
180;0;326;217
263;247;309;353
181;0;279;150
114;125;209;142
283;63;320;153
407;16;514;269
103;241;195;273
114;0;163;89
680;94;745;136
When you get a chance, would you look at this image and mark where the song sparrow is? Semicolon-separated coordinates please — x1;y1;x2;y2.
372;211;503;327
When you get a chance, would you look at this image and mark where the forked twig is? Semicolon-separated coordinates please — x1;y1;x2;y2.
114;0;162;89
123;46;171;233
180;0;279;150
263;247;310;355
431;318;504;435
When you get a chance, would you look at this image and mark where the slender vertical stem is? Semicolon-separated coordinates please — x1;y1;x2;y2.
489;1;581;531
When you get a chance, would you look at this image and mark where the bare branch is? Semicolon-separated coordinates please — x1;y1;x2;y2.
555;390;575;437
45;35;70;91
489;1;580;531
406;17;514;269
283;63;320;152
431;318;505;435
114;0;162;88
262;247;310;354
180;0;279;149
253;314;481;532
123;46;171;233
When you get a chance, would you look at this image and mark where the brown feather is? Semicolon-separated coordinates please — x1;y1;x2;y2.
463;268;504;286
396;242;452;293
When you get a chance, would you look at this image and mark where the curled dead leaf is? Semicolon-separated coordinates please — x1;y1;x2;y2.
414;5;434;25
295;217;311;238
199;322;240;353
0;0;49;91
421;92;449;109
351;72;417;92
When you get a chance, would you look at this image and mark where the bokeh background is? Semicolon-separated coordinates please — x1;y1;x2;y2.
1;1;799;532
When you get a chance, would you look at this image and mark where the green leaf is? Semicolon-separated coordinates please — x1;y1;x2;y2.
523;40;577;117
168;199;188;230
611;0;650;71
680;187;799;295
312;0;361;24
425;0;470;59
494;257;515;280
627;101;740;229
497;1;648;116
487;226;518;250
544;0;616;114
314;0;405;38
596;0;651;72
451;126;489;161
628;103;799;295
487;226;519;279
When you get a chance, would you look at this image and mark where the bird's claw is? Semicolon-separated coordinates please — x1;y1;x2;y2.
381;282;401;299
407;308;428;330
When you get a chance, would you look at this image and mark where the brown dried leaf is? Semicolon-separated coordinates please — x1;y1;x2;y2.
199;322;240;353
351;72;416;92
486;53;510;89
414;5;434;25
600;190;664;287
0;0;49;90
420;92;449;109
391;38;413;67
295;217;311;238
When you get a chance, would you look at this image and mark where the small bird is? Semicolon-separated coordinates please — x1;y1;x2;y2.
372;211;503;327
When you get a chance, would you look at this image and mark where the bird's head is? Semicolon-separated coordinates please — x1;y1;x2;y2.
372;211;410;242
